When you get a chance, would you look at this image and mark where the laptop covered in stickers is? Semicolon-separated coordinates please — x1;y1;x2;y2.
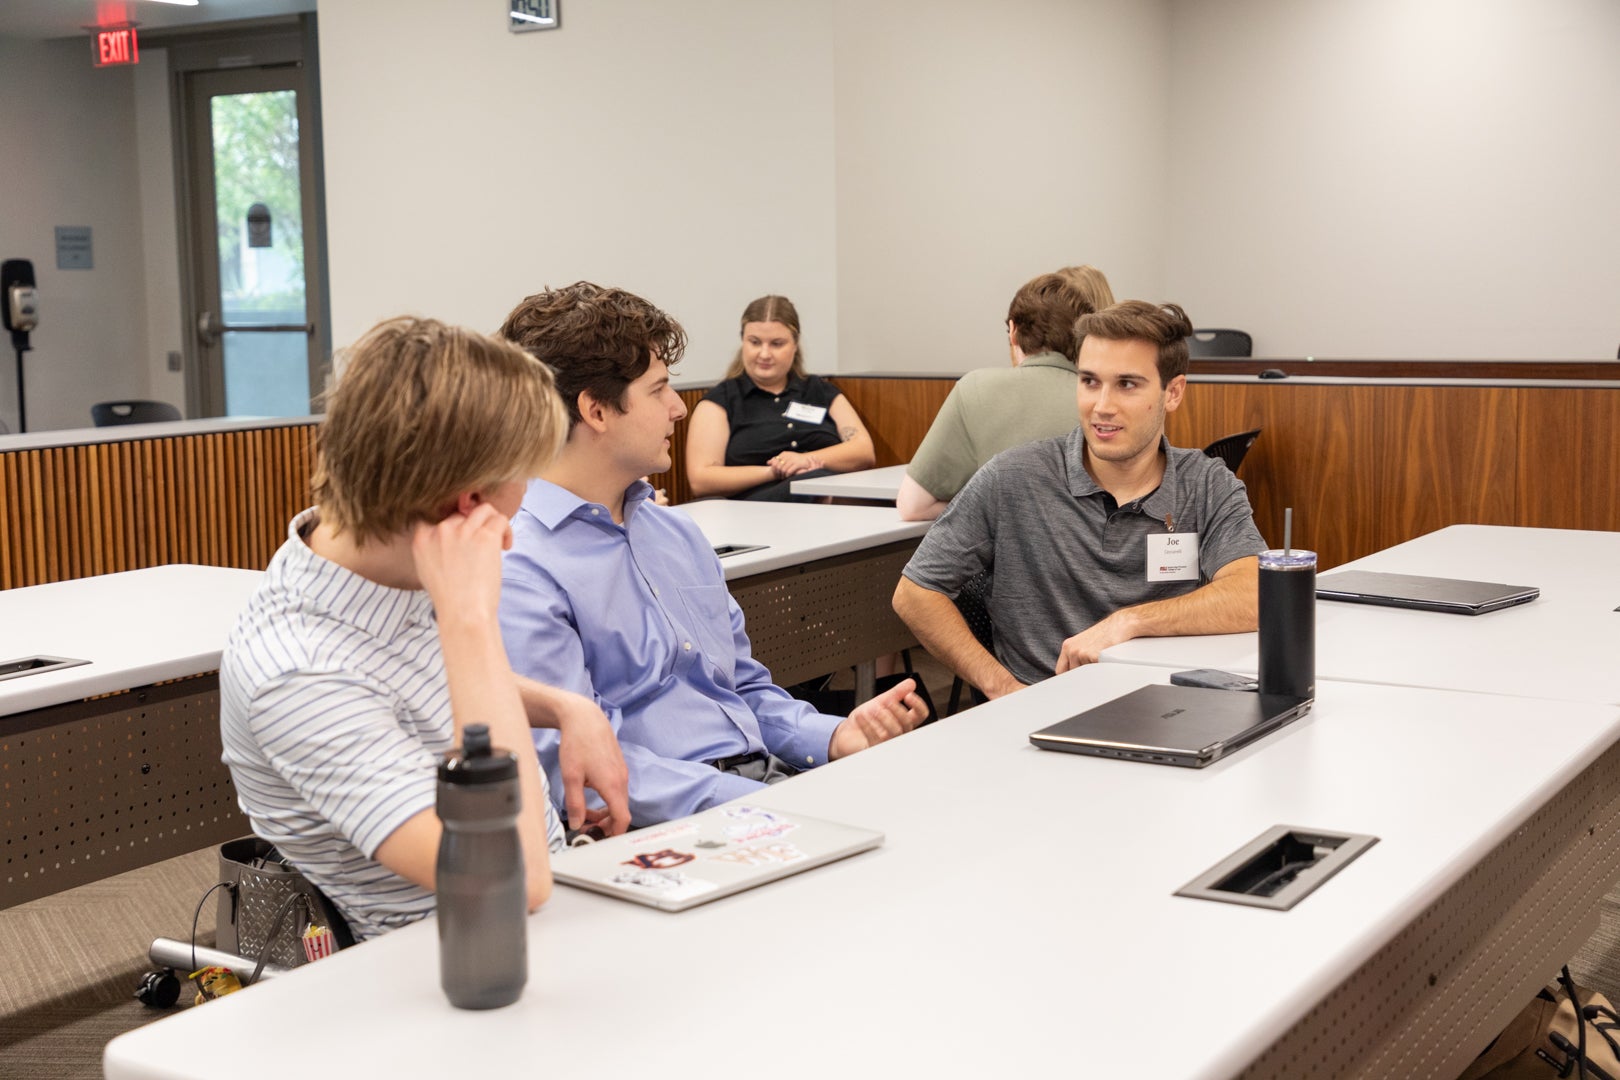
551;804;884;912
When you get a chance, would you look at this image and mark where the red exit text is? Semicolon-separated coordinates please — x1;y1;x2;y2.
94;27;139;68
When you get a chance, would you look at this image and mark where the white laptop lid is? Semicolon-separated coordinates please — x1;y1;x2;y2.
552;804;884;912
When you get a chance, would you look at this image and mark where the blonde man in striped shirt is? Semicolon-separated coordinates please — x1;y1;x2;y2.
220;317;629;940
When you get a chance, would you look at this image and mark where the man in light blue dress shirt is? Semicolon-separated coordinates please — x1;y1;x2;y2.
498;283;929;827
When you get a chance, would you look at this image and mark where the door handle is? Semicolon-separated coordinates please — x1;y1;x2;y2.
197;310;315;347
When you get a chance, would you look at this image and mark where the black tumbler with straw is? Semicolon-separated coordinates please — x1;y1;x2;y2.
1258;508;1316;701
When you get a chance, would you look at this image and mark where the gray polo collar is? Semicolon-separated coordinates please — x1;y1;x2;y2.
1064;432;1181;522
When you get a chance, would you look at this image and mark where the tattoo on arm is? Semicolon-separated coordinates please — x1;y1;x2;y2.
841;425;857;442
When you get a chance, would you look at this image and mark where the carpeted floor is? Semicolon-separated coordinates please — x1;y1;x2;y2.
0;848;219;1080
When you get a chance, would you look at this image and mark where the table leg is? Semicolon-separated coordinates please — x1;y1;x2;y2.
854;661;875;703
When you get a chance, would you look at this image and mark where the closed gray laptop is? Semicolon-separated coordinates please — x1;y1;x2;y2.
1316;570;1538;615
552;804;883;912
1029;684;1313;769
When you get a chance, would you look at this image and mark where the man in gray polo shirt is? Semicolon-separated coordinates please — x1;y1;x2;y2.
893;301;1264;696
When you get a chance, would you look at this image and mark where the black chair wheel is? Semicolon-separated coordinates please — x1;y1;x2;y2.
134;968;181;1008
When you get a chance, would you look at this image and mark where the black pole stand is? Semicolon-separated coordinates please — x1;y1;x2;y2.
11;334;27;433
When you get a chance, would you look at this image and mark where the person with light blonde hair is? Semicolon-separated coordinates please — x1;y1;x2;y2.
219;316;629;940
685;295;877;501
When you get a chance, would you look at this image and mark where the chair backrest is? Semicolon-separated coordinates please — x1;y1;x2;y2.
954;571;994;649
1203;428;1262;475
91;400;182;426
1187;329;1254;358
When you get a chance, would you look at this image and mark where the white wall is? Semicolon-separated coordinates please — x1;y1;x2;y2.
833;0;1173;373
0;35;153;431
133;48;187;411
1166;0;1620;359
318;0;1175;380
316;0;839;385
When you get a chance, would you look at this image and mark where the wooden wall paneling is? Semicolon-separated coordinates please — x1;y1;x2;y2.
204;435;220;564
1267;385;1383;570
183;437;202;566
292;426;314;527
224;434;241;566
42;448;63;580
66;448;85;580
191;435;205;565
1165;382;1258;452
1190;359;1620;380
1373;387;1519;554
832;378;958;466
16;451;31;584
126;441;144;569
110;442;129;573
1174;384;1382;570
0;453;15;588
162;437;180;567
1516;389;1620;531
256;430;274;560
239;433;255;566
214;434;233;567
269;427;289;537
123;442;138;567
31;451;52;583
84;445;104;576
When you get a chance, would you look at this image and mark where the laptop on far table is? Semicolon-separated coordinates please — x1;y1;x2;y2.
552;804;882;912
1029;684;1313;769
1315;570;1539;615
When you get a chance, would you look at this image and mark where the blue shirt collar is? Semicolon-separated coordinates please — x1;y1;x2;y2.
520;476;656;530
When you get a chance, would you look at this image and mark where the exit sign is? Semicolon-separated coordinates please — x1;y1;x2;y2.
94;27;139;68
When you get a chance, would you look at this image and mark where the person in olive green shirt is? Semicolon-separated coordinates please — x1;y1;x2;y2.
897;265;1115;521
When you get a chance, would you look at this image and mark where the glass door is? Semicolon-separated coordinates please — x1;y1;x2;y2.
183;64;327;417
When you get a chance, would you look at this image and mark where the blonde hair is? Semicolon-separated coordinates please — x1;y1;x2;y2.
312;316;567;545
725;295;807;381
1008;265;1116;362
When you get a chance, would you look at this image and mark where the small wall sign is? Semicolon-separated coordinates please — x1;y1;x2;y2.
55;226;93;270
509;0;560;33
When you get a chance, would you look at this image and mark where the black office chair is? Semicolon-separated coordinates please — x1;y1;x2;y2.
1203;428;1262;475
91;400;182;426
946;571;994;716
1187;329;1253;358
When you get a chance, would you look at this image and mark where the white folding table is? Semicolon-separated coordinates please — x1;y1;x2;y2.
1103;524;1620;704
104;663;1620;1080
1;565;264;907
787;463;908;502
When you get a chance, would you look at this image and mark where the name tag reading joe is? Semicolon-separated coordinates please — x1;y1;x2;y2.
783;402;827;424
1146;532;1200;582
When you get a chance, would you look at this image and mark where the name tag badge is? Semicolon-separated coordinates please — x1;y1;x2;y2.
783;402;827;424
1146;532;1200;582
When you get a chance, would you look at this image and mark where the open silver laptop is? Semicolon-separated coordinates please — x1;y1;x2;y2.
1316;570;1539;615
551;804;883;912
1029;684;1313;768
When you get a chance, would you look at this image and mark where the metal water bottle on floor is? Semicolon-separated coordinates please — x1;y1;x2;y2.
436;723;527;1009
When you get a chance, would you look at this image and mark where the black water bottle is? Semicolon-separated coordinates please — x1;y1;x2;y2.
436;724;527;1009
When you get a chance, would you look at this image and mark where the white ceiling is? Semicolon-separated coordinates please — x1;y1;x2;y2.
0;0;315;41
